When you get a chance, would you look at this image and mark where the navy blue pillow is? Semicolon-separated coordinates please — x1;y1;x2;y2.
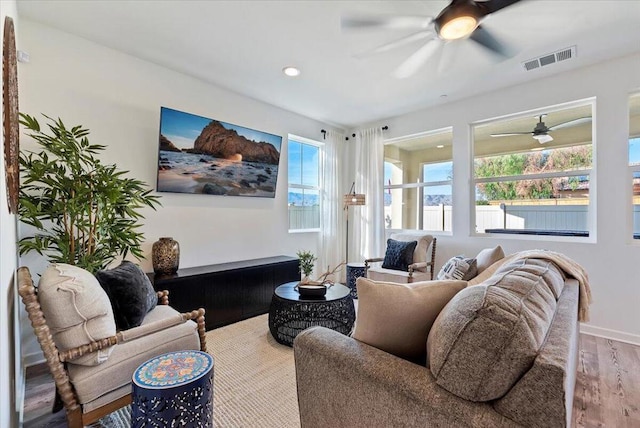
95;261;157;330
382;239;418;271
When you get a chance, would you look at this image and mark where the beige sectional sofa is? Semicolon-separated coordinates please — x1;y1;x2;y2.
294;254;581;427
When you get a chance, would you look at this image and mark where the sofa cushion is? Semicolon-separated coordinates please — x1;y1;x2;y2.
68;305;200;409
436;255;477;281
427;258;564;401
475;245;505;274
352;277;466;362
37;263;116;366
95;261;158;330
381;239;418;271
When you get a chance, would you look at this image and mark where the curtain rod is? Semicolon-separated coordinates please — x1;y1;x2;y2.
320;125;388;140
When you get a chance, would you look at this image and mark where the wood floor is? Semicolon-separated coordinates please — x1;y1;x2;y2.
23;334;640;428
573;335;640;428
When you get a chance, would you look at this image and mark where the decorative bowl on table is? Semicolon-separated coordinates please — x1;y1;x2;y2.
296;284;327;297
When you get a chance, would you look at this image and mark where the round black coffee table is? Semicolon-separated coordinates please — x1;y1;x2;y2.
268;282;356;347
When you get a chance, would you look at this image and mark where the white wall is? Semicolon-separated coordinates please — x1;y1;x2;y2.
18;20;331;363
1;1;20;425
364;53;640;343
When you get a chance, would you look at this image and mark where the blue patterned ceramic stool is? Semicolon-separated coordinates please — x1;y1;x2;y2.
131;350;214;427
346;262;367;299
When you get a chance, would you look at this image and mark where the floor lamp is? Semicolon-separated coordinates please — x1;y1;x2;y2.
343;182;365;263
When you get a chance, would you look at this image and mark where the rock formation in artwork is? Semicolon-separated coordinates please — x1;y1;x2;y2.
193;121;279;164
159;134;181;152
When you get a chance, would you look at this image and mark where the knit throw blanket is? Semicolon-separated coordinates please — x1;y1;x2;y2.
508;250;592;322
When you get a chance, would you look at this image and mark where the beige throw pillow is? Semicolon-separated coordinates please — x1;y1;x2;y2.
467;255;511;286
38;263;116;366
352;277;466;362
475;245;505;274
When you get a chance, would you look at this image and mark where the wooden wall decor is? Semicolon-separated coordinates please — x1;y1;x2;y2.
3;16;19;214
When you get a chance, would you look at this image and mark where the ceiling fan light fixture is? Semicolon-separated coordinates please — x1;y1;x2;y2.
435;1;481;41
439;15;478;40
533;134;553;144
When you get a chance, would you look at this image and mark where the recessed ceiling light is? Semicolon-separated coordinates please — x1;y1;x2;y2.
440;94;448;98
282;66;301;77
436;145;444;149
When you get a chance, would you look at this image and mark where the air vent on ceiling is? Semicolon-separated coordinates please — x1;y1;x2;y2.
522;46;576;72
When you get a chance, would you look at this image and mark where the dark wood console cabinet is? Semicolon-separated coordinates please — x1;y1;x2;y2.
148;256;299;330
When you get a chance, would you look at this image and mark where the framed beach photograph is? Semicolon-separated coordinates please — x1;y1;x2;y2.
156;107;282;198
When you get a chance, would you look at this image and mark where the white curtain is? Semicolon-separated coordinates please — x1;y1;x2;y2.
352;127;385;261
318;130;345;281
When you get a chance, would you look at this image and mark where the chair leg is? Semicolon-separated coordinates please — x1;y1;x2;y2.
66;407;83;428
52;388;64;413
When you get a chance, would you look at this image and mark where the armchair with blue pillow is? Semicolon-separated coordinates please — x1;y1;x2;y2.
365;232;437;283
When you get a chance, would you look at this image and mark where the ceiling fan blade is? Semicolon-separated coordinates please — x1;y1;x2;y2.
490;132;533;137
341;15;432;31
477;0;522;15
548;117;593;131
355;30;435;58
393;39;441;79
437;40;457;75
469;26;513;57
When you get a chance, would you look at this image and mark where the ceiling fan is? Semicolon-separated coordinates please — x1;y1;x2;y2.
341;0;522;78
490;114;593;144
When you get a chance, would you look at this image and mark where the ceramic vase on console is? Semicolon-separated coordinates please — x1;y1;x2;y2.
152;237;180;274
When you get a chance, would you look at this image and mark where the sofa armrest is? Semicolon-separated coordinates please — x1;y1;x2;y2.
293;327;518;428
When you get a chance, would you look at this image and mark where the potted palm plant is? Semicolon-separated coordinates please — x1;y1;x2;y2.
18;113;161;273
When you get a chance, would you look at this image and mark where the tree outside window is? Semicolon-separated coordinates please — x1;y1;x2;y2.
473;102;593;237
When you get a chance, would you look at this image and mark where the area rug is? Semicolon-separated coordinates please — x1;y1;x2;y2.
208;314;300;427
85;314;299;428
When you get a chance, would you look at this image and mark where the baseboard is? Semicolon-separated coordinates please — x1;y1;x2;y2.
24;351;45;368
580;323;640;346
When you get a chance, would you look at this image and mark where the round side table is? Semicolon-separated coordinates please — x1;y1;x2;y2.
268;282;355;347
346;262;367;298
131;350;214;427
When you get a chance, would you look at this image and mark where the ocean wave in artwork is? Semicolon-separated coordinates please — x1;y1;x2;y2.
157;151;278;197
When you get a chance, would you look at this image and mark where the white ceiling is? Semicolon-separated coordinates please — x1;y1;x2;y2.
16;1;640;129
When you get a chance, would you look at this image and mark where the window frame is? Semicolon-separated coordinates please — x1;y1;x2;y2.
383;128;453;234
470;99;596;241
287;134;323;233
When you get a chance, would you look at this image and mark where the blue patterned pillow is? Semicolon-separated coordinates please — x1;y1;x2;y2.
437;256;478;281
382;239;418;271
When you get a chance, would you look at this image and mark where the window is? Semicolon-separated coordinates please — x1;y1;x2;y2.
383;129;453;232
473;102;593;237
288;136;320;231
629;92;640;239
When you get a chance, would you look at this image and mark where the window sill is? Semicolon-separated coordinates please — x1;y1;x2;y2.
484;228;589;237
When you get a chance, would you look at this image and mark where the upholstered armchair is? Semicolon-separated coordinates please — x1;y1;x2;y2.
365;232;437;282
18;264;207;428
